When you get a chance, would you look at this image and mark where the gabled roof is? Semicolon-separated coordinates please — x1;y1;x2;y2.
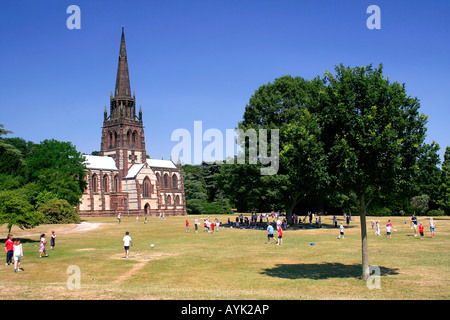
146;158;177;169
125;163;145;179
83;155;118;171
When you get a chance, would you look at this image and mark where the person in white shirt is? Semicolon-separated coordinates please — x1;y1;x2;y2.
122;231;133;258
338;223;345;239
374;221;380;236
386;224;392;239
13;238;23;272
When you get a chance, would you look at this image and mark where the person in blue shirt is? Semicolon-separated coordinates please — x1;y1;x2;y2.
411;213;418;237
266;223;275;244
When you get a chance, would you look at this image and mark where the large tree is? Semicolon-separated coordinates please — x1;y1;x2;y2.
238;75;329;223
26;139;87;206
312;64;429;280
438;146;450;214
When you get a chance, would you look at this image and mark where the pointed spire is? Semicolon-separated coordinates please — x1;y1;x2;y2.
114;27;131;98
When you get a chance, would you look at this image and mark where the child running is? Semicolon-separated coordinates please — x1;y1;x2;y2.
374;221;380;236
338;223;345;239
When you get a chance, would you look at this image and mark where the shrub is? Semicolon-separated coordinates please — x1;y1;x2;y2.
202;202;229;215
38;198;81;224
426;209;446;217
378;207;392;216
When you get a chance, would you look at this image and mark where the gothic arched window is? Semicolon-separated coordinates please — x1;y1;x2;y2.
172;174;178;189
92;174;98;193
164;173;169;189
143;177;151;198
103;174;109;193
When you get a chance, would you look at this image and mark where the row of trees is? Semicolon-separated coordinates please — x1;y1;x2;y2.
185;145;449;219
182;63;449;280
183;65;449;221
0;125;85;232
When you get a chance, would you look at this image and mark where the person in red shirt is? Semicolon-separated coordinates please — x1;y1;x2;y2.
276;226;283;245
419;222;424;239
210;221;215;234
185;220;189;233
4;234;14;266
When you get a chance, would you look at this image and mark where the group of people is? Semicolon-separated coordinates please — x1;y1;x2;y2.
4;231;56;273
185;217;221;234
266;218;284;245
369;215;437;239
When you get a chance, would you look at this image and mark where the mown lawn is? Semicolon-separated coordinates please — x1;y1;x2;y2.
1;215;449;299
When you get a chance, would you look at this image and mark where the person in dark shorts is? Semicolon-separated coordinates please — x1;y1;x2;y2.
122;231;133;258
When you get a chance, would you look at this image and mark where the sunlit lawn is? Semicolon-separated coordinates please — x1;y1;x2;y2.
1;214;449;299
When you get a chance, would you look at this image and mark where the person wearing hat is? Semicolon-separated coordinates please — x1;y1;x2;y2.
50;231;56;250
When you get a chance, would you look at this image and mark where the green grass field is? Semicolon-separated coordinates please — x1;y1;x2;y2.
1;215;449;300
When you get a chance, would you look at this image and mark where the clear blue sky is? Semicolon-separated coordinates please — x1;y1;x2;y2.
1;0;449;162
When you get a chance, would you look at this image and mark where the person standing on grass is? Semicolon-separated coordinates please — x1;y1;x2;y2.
185;220;190;233
386;222;392;239
374;221;380;236
338;223;345;239
194;218;198;233
117;212;121;224
429;217;436;238
333;216;337;228
419;222;424;239
13;238;23;273
276;225;283;246
411;213;418;237
216;219;220;232
39;234;48;258
5;234;14;266
266;223;275;244
123;231;133;258
50;231;56;250
210;221;215;234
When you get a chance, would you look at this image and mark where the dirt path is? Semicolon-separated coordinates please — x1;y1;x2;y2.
111;260;150;285
12;222;103;238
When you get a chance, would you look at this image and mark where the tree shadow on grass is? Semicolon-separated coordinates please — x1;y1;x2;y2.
260;262;400;280
0;237;40;244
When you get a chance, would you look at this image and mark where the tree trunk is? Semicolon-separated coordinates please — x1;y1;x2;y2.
359;195;370;280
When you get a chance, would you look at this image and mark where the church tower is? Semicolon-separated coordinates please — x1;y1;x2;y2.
100;27;146;179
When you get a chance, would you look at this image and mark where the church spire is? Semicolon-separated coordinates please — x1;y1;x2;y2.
114;27;131;98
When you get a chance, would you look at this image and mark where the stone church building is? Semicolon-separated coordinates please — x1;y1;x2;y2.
77;28;186;217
